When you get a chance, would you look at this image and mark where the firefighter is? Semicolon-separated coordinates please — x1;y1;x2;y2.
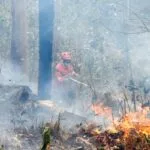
54;51;78;105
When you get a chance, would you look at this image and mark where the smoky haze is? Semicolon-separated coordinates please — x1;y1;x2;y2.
0;0;150;149
54;0;150;90
0;0;150;93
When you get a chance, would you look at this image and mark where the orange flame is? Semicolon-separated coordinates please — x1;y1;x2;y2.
91;103;150;137
91;103;112;118
115;107;150;137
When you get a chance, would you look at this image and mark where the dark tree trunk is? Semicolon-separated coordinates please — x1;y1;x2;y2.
38;0;54;98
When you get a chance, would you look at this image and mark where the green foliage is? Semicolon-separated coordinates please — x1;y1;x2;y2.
97;146;105;150
0;145;4;150
41;126;51;150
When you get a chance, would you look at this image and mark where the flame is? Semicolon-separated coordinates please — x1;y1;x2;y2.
115;107;150;137
91;103;112;118
91;103;150;137
91;128;101;135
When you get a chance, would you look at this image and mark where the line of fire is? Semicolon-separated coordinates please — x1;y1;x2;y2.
0;0;150;149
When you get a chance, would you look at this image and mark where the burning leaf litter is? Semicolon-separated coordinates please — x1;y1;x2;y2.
88;103;150;150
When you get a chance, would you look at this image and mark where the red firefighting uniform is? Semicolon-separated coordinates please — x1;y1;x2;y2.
53;62;76;104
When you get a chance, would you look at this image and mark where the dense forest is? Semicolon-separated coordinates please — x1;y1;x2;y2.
0;0;150;94
0;0;150;149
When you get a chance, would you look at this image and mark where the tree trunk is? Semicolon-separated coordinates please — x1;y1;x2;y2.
123;0;132;82
11;0;28;74
38;0;54;98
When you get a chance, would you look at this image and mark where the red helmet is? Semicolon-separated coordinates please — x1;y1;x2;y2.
61;52;71;60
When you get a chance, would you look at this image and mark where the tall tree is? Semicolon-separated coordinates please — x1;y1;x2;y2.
123;0;133;82
11;0;28;73
38;0;54;98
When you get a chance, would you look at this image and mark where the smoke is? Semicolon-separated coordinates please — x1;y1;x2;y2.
0;60;40;149
0;60;38;94
0;0;150;149
55;0;150;88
